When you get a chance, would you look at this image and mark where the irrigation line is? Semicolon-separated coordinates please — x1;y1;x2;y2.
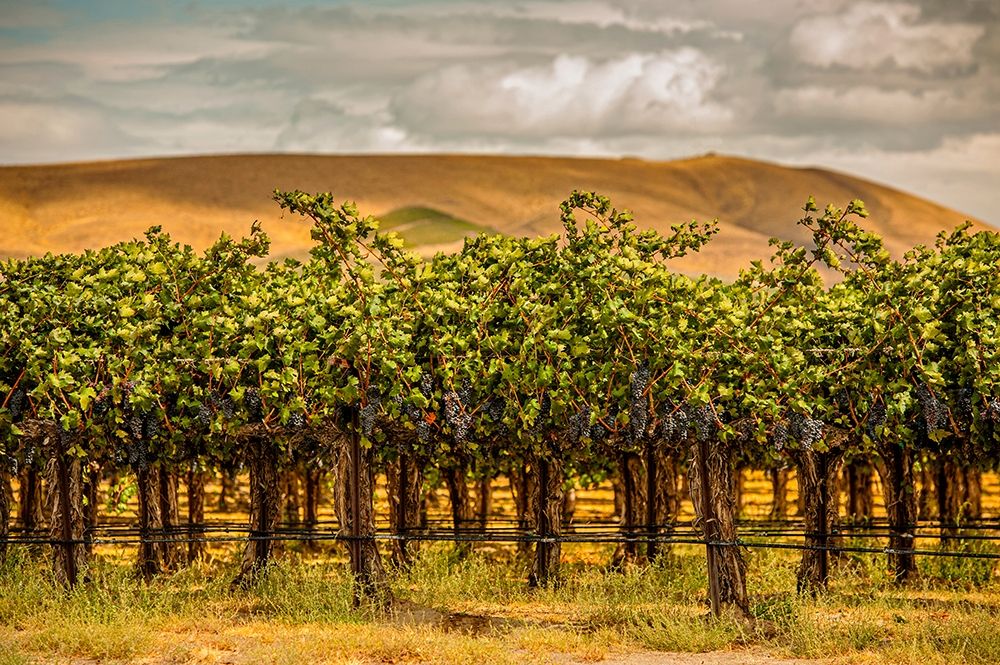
6;529;1000;561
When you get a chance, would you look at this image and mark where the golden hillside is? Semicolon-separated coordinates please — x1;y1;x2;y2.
0;153;985;278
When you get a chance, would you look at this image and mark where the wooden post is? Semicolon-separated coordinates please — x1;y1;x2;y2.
645;440;658;561
349;407;363;605
532;457;550;587
55;453;77;587
697;436;721;617
817;455;828;586
186;466;206;563
255;472;270;572
397;450;410;566
0;469;8;563
621;453;636;562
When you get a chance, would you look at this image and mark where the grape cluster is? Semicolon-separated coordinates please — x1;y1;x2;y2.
628;362;650;442
416;419;431;444
630;362;650;402
403;400;428;443
287;411;306;429
988;397;1000;423
360;392;381;437
955;388;973;422
688;404;716;443
916;385;948;431
127;413;145;440
89;385;112;418
8;387;26;420
789;412;823;449
659;404;688;443
443;390;472;443
773;421;789;451
589;419;609;443
23;442;36;468
195;401;212;427
144;411;161;439
245;387;263;421
866;401;887;437
129;440;149;471
443;390;461;424
568;406;591;445
456;380;472;408
485;397;509;436
419;372;433;399
209;391;235;419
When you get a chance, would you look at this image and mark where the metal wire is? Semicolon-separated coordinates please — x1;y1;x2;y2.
7;520;1000;561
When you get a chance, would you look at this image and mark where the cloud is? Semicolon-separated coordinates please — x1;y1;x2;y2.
457;1;722;37
0;99;138;162
772;85;983;124
392;49;732;139
0;0;996;222
789;2;985;73
275;98;412;152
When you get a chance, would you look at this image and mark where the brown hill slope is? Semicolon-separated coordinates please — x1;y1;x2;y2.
0;153;986;278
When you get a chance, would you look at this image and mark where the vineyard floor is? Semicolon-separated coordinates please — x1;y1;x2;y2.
2;540;1000;665
3;471;1000;664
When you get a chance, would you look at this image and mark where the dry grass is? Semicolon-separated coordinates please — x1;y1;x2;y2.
0;154;986;278
4;469;1000;663
2;539;1000;664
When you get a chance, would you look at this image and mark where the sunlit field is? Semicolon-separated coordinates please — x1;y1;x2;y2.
3;471;1000;665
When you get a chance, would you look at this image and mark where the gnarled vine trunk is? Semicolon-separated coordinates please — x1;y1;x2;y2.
283;470;302;526
233;435;281;588
158;467;183;570
792;448;844;593
649;445;682;561
136;465;164;579
877;442;918;582
918;462;936;521
82;462;101;557
218;465;238;512
303;467;324;548
561;485;576;527
475;476;492;531
961;467;982;520
444;461;472;556
528;455;563;588
17;465;45;534
734;466;746;518
509;467;536;555
46;446;88;587
613;451;645;567
769;467;789;520
844;460;874;522
386;451;422;568
688;437;747;616
334;426;389;607
186;465;207;563
935;456;962;541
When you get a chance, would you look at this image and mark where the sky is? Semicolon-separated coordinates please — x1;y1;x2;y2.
1;0;997;221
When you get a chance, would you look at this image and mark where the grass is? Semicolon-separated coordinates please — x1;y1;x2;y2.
2;541;1000;664
377;206;493;247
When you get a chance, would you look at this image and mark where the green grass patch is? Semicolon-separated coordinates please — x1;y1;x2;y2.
378;206;493;247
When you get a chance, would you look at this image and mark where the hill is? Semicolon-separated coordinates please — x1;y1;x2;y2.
0;153;986;278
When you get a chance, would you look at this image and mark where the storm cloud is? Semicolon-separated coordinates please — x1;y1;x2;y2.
0;0;997;222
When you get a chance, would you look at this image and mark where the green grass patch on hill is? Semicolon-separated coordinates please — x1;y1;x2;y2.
377;206;493;247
